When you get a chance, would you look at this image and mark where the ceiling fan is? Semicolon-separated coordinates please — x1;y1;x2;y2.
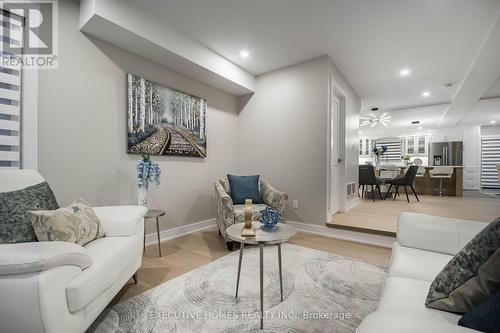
360;112;392;127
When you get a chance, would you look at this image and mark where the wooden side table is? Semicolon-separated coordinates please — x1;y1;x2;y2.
143;209;165;257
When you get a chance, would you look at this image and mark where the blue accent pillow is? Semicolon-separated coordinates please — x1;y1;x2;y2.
458;290;500;333
227;175;262;205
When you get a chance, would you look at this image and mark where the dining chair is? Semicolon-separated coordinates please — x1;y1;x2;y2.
359;165;383;202
384;165;419;203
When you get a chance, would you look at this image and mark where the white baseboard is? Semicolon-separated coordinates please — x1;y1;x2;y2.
286;220;394;248
144;217;393;249
343;197;359;212
145;218;217;245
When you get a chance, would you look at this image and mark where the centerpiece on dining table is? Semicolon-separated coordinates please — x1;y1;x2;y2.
372;145;388;168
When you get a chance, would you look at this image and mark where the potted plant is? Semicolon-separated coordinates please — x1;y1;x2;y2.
372;145;388;168
137;154;161;206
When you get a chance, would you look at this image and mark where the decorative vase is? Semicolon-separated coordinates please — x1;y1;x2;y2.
260;206;280;231
138;186;148;206
375;156;381;169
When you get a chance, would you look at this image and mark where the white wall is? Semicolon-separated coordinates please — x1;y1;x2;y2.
38;0;239;233
327;58;362;209
237;56;360;226
481;125;500;136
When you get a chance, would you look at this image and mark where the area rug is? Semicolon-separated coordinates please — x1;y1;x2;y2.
88;244;386;333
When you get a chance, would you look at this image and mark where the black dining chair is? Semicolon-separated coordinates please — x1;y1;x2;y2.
384;165;419;203
358;165;383;202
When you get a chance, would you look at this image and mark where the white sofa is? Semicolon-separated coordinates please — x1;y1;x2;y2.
357;212;489;333
0;170;147;333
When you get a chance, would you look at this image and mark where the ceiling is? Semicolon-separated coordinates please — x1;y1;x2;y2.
135;0;500;112
483;76;500;99
125;0;500;130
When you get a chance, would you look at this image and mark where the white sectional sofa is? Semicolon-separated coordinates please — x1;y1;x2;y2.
0;170;147;333
357;212;489;333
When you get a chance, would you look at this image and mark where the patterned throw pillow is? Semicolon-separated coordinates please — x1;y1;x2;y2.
30;199;105;246
0;181;59;244
425;218;500;313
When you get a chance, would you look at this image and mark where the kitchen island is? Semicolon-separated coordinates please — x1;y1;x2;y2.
414;166;463;197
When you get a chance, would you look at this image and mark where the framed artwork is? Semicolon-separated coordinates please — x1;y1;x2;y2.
127;73;207;157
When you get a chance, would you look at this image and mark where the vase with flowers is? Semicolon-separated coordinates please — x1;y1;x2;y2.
372;145;388;168
401;154;413;166
137;154;161;206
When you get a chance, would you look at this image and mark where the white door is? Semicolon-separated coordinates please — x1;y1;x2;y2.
328;94;340;217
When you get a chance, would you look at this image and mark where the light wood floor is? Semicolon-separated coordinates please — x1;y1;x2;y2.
328;192;500;234
113;229;392;304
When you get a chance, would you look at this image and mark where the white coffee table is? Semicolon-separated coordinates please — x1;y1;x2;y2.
225;221;297;329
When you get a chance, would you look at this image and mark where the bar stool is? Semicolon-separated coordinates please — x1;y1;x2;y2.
429;166;454;196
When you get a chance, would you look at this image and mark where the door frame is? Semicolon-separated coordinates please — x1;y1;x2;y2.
327;76;347;222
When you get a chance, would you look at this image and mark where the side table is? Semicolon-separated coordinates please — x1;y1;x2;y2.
144;209;165;257
225;221;297;330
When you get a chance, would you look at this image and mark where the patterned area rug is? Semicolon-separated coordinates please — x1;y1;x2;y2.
88;244;386;333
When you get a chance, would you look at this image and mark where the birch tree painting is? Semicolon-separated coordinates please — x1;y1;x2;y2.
127;74;207;157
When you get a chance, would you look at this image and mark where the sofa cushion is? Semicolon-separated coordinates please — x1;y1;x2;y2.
227;174;262;205
233;204;268;224
426;218;500;313
458;290;500;333
378;277;461;324
93;205;146;237
0;182;59;244
30;200;105;246
389;242;453;282
66;236;138;312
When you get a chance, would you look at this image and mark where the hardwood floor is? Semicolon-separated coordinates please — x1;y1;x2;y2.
328;192;500;234
113;229;392;304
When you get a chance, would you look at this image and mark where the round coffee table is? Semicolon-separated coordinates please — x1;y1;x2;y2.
226;221;297;330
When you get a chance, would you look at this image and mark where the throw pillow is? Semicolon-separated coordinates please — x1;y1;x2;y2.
0;181;59;244
425;218;500;313
30;199;105;246
227;174;262;205
458;290;500;333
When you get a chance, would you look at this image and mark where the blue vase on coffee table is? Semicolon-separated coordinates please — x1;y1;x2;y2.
260;206;280;231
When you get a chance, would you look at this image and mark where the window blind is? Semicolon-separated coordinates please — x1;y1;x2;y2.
0;10;23;169
374;138;402;161
481;137;500;189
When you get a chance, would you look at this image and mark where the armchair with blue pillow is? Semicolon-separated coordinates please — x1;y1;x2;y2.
214;175;288;250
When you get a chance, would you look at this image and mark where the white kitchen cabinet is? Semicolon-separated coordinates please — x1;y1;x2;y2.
462;126;481;190
359;137;371;157
404;135;429;156
430;127;463;143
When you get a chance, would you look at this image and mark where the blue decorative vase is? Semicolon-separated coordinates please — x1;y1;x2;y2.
260;206;280;231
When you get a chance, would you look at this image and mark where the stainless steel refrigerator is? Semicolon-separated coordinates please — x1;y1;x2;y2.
428;141;463;166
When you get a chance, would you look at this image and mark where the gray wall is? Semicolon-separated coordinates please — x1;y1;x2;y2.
237;57;361;225
38;0;239;233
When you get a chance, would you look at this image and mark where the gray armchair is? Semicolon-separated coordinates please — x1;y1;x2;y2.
214;178;288;250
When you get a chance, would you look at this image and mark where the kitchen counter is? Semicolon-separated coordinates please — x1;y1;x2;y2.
414;166;463;196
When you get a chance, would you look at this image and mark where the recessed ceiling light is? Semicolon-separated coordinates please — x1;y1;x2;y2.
422;91;431;97
418;126;423;130
490;120;497;124
400;68;411;76
239;50;250;58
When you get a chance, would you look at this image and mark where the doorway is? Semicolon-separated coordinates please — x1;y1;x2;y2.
327;77;346;222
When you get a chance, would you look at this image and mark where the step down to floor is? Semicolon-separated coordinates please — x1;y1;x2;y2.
326;222;396;238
